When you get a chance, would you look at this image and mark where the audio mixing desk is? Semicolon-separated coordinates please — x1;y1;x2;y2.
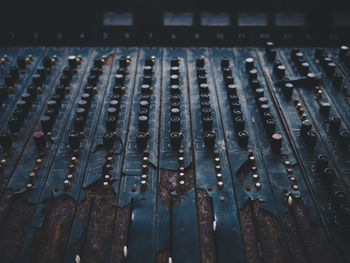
0;45;350;262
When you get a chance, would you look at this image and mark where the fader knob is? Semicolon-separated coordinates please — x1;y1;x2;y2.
74;115;85;132
68;131;80;149
43;56;52;68
170;116;181;132
138;115;149;132
103;132;114;150
196;56;205;67
9;66;19;81
8;117;20;133
0;132;12;151
204;130;216;148
136;132;148;150
245;58;254;72
237;131;249;147
271;133;282;152
300;120;312;136
17;56;26;69
40;115;53;133
283;83;294;99
33;131;46;151
68;55;77;68
106;116;117;131
170;131;182;149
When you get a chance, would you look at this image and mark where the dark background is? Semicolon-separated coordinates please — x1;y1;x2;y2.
0;0;349;45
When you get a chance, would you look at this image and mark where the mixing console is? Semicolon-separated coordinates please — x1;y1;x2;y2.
0;44;350;263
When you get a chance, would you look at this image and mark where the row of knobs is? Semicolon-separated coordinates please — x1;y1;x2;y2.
316;154;350;224
220;57;249;147
245;57;282;152
34;55;81;151
194;56;216;148
168;57;183;150
67;56;104;150
136;56;156;150
102;56;130;151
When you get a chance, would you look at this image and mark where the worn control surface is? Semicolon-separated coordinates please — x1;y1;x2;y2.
0;45;350;263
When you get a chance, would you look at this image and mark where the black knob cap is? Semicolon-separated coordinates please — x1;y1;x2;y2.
245;58;254;72
339;45;349;57
300;62;310;75
0;132;12;151
106;116;117;131
119;56;128;68
87;74;98;86
275;65;286;79
139;108;149;117
5;74;15;87
47;100;59;115
171;57;179;67
68;55;77;68
170;85;180;94
222;67;232;78
300;119;312;136
144;66;153;76
40;115;53;133
198;75;207;85
94;57;102;68
204;130;216;148
227;84;237;95
170;75;179;85
221;57;230;68
136;131;148;150
232;109;243;118
237;131;249;147
68;131;80;149
170;116;181;132
37;66;47;80
139;115;149;132
145;57;155;67
17;56;26;69
74;115;85;132
43;56;52;68
115;74;124;86
17;100;31;112
103;132;114;150
271;133;282;152
62;67;72;79
199;83;209;93
33;131;46;151
196;67;206;77
265;119;276;135
13;109;24;122
140;100;149;111
319;102;331;117
326;62;336;76
283;83;294;99
202;116;213;131
26;85;37;100
257;97;268;106
224;76;234;86
196;56;205;68
201;107;211;118
316;155;329;172
107;107;118;118
143;75;152;85
8;116;20;133
248;69;258;81
234;117;245;131
9;66;19;81
170;131;182;149
170;66;179;75
90;67;100;77
171;107;180;117
171;94;180;103
76;108;87;118
60;75;70;86
259;104;270;116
